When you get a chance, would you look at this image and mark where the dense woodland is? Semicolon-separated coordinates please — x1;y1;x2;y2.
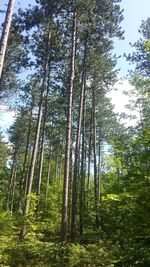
0;0;150;266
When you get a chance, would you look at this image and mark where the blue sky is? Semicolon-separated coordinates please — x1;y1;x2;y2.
114;0;150;77
0;0;150;136
1;0;150;77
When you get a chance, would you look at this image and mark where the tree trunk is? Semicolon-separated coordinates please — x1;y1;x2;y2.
36;66;50;196
20;28;51;239
97;128;101;201
18;107;33;211
70;35;87;242
61;12;77;242
79;84;86;239
10;168;17;213
6;147;18;211
45;145;51;210
92;87;99;228
68;147;73;232
0;0;15;79
87;115;92;192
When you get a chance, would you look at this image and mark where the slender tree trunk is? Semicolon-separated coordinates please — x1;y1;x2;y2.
0;0;15;79
79;85;86;239
97;128;101;200
20;28;51;239
36;66;50;196
92;87;99;228
61;12;77;242
18;107;33;211
45;145;51;209
87;115;92;191
71;36;87;242
68;147;73;231
10;168;17;213
6;147;18;211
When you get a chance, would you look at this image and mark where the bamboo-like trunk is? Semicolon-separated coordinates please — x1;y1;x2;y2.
0;0;15;79
61;12;77;242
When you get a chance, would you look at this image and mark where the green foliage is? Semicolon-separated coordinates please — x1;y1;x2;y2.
0;1;149;267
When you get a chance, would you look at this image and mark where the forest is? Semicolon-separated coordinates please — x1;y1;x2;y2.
0;0;150;266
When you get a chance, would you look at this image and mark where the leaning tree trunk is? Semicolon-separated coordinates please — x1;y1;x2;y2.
70;36;87;242
0;0;15;79
20;28;51;239
61;12;77;242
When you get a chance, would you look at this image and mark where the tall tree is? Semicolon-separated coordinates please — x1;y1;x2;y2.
0;0;15;79
71;34;87;241
61;11;77;242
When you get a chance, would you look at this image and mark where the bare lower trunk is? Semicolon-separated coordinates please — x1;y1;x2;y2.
36;67;50;196
68;147;73;231
87;115;92;191
10;169;17;213
45;146;51;209
97;129;101;200
92;87;99;228
61;12;77;242
6;148;18;211
18;107;33;211
71;36;87;242
79;88;86;239
0;0;15;79
20;28;51;239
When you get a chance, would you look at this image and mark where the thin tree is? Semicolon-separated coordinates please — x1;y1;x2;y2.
6;145;18;212
71;35;87;241
61;11;77;242
20;26;51;239
0;0;15;79
92;85;100;228
36;68;50;196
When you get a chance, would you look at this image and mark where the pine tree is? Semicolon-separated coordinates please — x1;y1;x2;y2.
0;0;16;79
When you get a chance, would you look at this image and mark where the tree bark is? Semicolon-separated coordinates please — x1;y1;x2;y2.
0;0;15;79
61;12;77;242
92;87;99;228
79;84;86;239
45;145;51;210
36;66;50;196
20;27;51;239
18;107;33;211
97;128;101;200
87;115;92;192
70;35;87;242
6;147;18;212
10;168;16;213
